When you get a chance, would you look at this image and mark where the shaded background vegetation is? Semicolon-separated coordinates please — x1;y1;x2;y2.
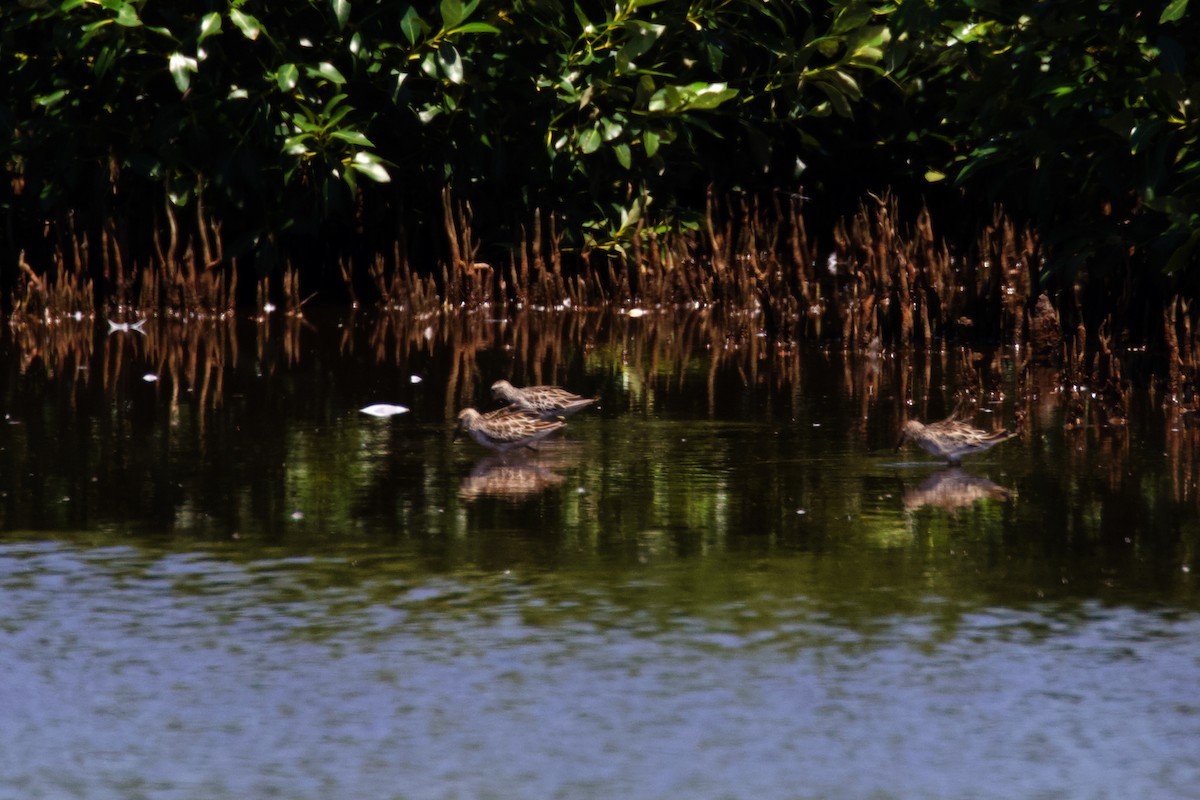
2;0;1198;332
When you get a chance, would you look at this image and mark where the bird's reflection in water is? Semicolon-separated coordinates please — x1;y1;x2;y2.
903;467;1013;513
458;442;581;503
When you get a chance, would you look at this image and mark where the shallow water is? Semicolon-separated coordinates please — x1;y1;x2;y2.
1;309;1198;799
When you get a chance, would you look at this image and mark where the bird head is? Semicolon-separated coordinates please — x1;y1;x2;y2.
454;408;480;441
896;419;923;451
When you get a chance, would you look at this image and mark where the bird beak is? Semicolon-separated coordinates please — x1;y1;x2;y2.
452;425;462;442
895;432;907;452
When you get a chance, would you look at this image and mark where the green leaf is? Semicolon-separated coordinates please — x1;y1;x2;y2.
351;151;391;182
572;3;591;32
80;19;113;47
644;129;660;157
626;198;643;227
311;62;347;84
578;127;602;154
601;117;623;141
1131;120;1166;155
823;69;862;100
811;78;852;118
34;89;68;107
850;24;891;53
648;82;737;114
276;63;299;91
198;12;221;41
322;94;353;127
418;104;441;124
288;116;315;134
648;86;680;113
614;143;632;169
1160;0;1188;23
330;130;375;147
108;1;140;27
400;7;424;44
954;145;1001;184
616;21;664;71
451;22;500;34
332;0;350;30
168;52;197;92
95;44;117;76
283;134;313;155
437;43;463;83
440;0;465;30
924;170;946;182
229;9;262;40
420;51;438;78
681;82;737;110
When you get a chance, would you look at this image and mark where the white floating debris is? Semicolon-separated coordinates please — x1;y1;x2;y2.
796;509;806;515
290;510;304;521
410;375;423;384
107;318;147;334
142;373;158;382
263;302;277;313
360;404;410;417
627;308;647;318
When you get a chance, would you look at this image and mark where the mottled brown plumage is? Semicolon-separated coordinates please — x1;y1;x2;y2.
456;406;566;453
491;380;596;420
896;417;1016;464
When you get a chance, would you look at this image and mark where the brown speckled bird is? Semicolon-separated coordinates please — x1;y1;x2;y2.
896;416;1016;464
491;380;596;420
456;406;566;453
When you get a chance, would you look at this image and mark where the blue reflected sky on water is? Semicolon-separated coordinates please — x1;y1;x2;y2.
1;543;1198;800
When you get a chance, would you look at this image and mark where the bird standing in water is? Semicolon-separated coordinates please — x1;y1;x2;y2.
491;380;596;420
455;406;566;453
896;416;1017;464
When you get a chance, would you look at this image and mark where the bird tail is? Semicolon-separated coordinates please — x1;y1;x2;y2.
987;429;1019;444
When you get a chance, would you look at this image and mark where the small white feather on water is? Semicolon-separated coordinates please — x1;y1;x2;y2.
360;404;409;417
142;374;158;382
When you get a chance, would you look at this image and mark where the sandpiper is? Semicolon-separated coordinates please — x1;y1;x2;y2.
491;380;596;420
896;415;1016;464
456;406;566;453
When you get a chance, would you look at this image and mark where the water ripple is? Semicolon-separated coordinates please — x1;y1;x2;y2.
2;543;1199;799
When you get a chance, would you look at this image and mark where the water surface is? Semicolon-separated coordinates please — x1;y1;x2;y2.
1;309;1197;799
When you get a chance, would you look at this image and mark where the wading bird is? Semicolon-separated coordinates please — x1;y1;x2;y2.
896;415;1016;464
491;380;596;420
456;406;567;453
